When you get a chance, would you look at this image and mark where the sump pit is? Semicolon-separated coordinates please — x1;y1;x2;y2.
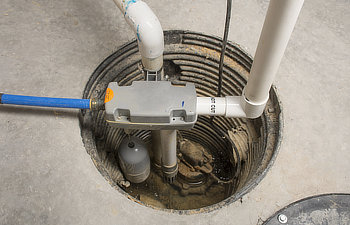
79;30;282;212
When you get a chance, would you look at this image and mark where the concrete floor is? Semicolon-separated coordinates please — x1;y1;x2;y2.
0;0;349;224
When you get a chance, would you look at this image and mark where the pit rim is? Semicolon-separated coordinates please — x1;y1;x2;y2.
79;30;284;215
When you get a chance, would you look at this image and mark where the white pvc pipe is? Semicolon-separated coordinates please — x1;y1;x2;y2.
160;130;177;167
151;130;162;167
197;0;304;119
242;0;304;117
112;0;164;71
197;97;226;116
112;0;303;119
160;130;178;182
196;97;246;117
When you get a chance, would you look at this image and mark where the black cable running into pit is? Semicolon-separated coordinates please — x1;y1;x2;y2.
210;0;241;182
217;0;232;97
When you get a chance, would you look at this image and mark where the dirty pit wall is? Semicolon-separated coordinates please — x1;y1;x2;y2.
79;30;282;213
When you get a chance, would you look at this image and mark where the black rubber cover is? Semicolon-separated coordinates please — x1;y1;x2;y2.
263;193;350;225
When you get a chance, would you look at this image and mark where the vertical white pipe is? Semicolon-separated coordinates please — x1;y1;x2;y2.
197;0;303;119
244;0;304;105
151;130;162;168
160;130;178;183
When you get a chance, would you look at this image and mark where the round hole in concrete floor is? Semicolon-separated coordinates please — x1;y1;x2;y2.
79;30;282;213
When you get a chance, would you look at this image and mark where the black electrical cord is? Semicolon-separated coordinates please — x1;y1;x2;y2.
210;0;232;122
210;0;241;182
217;0;232;97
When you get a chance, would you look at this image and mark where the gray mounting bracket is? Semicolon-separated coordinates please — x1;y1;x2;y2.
105;81;197;130
145;70;161;81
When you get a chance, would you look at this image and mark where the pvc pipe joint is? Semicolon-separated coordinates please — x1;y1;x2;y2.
113;0;164;71
196;96;246;118
240;88;269;118
196;95;266;119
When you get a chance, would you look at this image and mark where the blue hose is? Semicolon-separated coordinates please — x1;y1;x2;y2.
0;94;90;109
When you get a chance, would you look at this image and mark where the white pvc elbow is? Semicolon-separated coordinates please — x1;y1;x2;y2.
113;0;164;71
197;0;303;119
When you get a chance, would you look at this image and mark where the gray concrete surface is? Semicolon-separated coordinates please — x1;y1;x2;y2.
0;0;349;224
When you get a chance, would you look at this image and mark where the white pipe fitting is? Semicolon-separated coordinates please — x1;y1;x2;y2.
240;89;269;118
196;97;226;116
196;97;246;118
112;0;164;71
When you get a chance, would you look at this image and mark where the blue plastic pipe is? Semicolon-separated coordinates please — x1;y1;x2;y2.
0;94;90;109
